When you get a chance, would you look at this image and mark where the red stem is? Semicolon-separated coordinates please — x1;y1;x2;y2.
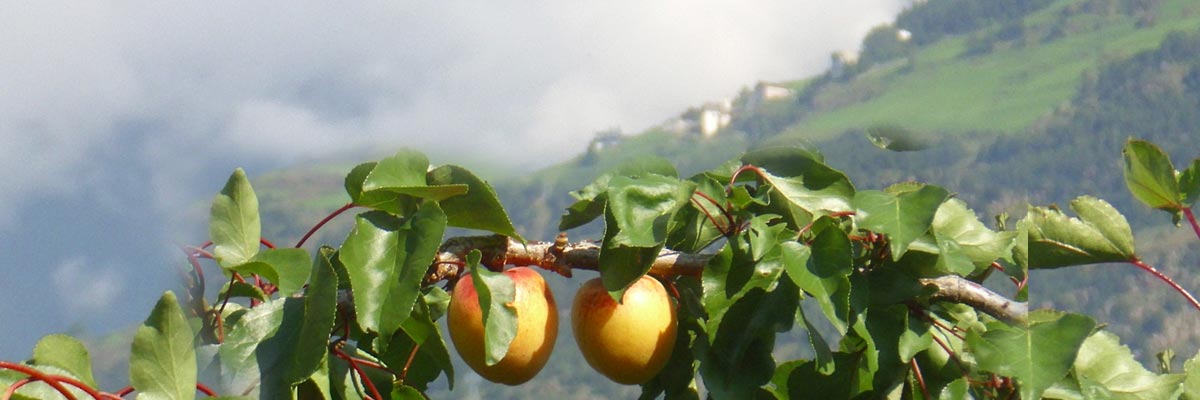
928;329;971;382
689;197;730;236
400;344;422;385
692;190;735;231
115;386;134;396
1184;208;1200;243
334;350;384;400
259;238;276;249
195;383;218;397
296;202;357;248
3;378;35;400
0;361;104;400
911;358;932;400
187;246;215;260
1128;258;1200;312
728;164;767;189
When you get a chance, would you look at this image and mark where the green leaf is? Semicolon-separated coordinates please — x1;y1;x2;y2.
1179;159;1200;207
853;304;932;393
340;204;447;347
796;303;835;375
32;334;96;387
606;175;696;248
131;291;197;400
218;281;267;302
345;161;403;213
665;176;727;253
938;378;971;400
1183;350;1200;399
783;229;852;333
898;310;933;364
598;184;684;299
701;281;797;399
854;185;951;259
218;299;285;395
774;352;861;399
225;248;311;297
559;156;679;231
1023;196;1136;268
466;250;519;366
380;291;456;391
345;152;468;216
1073;331;1186;400
741;147;856;220
427;164;524;242
966;310;1096;400
1122;139;1182;211
243;250;340;398
328;345;394;399
390;385;425;400
701;224;788;338
424;286;451;321
931;198;1017;274
362;149;468;201
934;240;976;277
210;168;260;267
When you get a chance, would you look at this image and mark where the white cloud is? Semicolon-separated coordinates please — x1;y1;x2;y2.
51;257;125;317
0;0;908;226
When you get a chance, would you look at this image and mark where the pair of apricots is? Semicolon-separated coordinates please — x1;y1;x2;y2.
446;267;677;385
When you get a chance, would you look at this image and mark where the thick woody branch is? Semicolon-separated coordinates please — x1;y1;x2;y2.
918;275;1027;325
424;234;1029;324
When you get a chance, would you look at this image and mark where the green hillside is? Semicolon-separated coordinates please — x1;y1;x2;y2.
769;0;1200;142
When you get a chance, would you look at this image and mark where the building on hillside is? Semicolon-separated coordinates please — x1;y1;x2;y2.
587;128;624;153
830;50;860;80
756;81;794;101
743;81;795;112
698;99;732;137
897;29;913;42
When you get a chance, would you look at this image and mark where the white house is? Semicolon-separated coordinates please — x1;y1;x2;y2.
830;50;860;79
699;100;732;137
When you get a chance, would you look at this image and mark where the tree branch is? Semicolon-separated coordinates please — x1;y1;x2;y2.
423;234;1029;324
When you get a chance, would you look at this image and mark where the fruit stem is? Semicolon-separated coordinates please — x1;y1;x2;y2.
1184;208;1200;242
296;202;357;248
1128;258;1200;312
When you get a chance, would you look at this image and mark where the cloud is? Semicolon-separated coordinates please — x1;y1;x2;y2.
52;257;125;317
0;0;908;228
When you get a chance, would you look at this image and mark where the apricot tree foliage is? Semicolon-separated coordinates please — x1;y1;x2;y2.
2;139;1200;399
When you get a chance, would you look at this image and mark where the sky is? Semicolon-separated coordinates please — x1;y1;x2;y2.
0;1;909;361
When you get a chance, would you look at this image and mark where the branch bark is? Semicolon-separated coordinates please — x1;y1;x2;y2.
424;234;1029;324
